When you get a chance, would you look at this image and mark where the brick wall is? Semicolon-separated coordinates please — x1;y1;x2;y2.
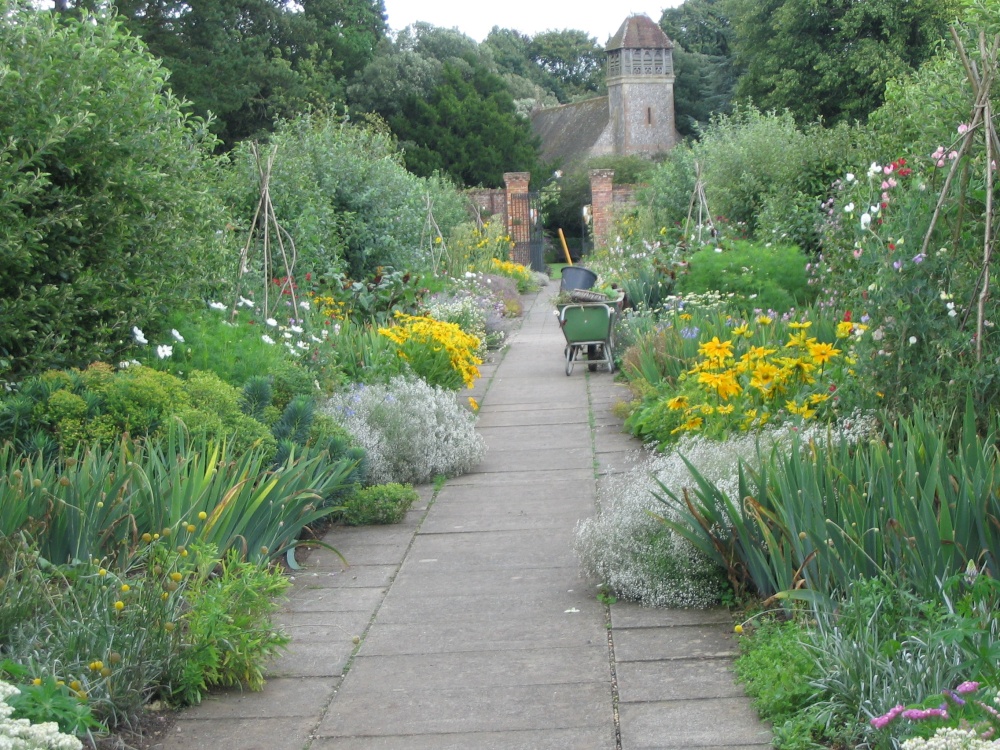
504;172;532;266
589;169;615;251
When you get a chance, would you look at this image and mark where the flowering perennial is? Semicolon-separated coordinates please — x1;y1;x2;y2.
378;312;482;390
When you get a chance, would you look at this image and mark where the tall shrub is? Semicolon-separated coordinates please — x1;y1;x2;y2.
0;4;231;380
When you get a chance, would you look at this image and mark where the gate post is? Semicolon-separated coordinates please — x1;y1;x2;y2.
589;169;615;252
503;172;531;266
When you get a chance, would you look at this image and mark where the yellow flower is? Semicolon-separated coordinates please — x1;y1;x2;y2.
670;416;703;434
113;600;124;611
169;572;183;582
679;313;693;321
731;324;751;337
120;584;130;592
716;403;735;415
808;341;841;365
185;523;196;533
734;624;743;634
468;397;479;412
756;315;773;325
835;321;854;338
198;511;207;520
666;395;689;410
698;336;734;363
788;321;812;330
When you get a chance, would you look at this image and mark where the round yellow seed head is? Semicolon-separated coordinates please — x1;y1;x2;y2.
734;624;744;634
108;652;121;664
100;667;111;678
69;680;81;691
32;678;42;686
185;524;196;533
169;571;182;582
198;511;207;520
120;584;130;592
98;568;107;577
113;600;124;611
142;533;152;543
164;621;175;633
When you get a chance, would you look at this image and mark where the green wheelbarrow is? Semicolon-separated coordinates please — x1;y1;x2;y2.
557;300;618;376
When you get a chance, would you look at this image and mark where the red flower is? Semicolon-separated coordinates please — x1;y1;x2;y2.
888;243;896;250
843;310;852;322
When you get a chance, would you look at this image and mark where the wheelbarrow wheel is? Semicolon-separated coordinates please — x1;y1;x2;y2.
565;345;575;376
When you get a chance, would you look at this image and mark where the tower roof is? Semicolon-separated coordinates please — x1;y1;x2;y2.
606;14;673;51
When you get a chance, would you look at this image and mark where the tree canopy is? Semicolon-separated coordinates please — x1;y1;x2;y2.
104;0;387;145
723;0;964;125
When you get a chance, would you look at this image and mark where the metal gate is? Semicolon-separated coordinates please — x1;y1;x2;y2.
507;191;545;272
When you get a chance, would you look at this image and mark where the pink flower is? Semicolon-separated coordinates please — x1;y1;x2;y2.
882;181;890;190
955;681;979;695
871;704;906;729
888;178;897;188
958;123;970;134
949;150;959;161
884;164;895;175
901;707;949;722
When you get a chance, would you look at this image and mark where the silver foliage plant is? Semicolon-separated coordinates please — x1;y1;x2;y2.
323;376;486;485
575;416;877;608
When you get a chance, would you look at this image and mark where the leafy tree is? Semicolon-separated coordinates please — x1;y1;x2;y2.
349;24;538;187
724;0;964;125
0;3;230;379
389;62;539;187
527;29;605;102
660;0;736;135
107;0;387;145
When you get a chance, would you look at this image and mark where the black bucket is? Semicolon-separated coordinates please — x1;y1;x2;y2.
560;266;598;293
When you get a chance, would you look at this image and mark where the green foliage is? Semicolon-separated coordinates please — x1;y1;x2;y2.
0;427;356;568
656;402;1000;606
1;667;102;737
678;241;814;312
389;61;539;187
693;107;859;242
527;29;604;101
733;618;820;748
0;5;231;380
113;0;387;146
171;547;290;705
726;0;962;125
339;483;418;525
224;111;465;277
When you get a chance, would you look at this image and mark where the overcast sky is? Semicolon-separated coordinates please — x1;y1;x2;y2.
380;1;683;44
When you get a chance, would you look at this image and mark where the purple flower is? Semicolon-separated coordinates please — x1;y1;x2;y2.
893;260;903;271
901;707;949;722
680;326;700;339
943;689;966;706
871;704;906;729
912;253;926;264
955;681;980;694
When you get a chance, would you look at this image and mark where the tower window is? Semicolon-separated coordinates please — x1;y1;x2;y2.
647;107;653;125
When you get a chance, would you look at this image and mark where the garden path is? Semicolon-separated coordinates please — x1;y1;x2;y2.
154;281;771;750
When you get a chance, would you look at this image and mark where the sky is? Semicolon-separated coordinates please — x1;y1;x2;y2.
380;1;683;44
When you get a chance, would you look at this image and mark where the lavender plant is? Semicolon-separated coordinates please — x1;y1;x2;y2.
323;376;486;485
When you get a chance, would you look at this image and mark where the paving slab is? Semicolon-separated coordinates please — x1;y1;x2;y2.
169;677;338;720
346;645;609;689
316;681;613;737
473;445;594;473
614;625;739;662
618;698;771;749
159;716;313;750
310;726;616;750
360;616;609;656
615;658;746;703
612;603;735;629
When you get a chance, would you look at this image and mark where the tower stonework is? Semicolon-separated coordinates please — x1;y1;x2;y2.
605;14;678;156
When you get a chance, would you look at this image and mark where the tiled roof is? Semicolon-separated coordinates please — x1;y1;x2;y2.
530;97;609;167
606;14;673;51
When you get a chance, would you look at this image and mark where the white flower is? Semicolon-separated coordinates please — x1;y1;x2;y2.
261;334;275;345
290;325;303;334
266;317;278;327
209;301;227;311
238;296;255;308
171;328;185;343
843;202;855;213
909;336;918;344
283;331;292;339
870;205;880;215
860;213;872;229
132;326;148;345
868;161;881;177
156;344;173;359
118;360;132;369
845;172;856;182
296;341;309;350
299;300;310;310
